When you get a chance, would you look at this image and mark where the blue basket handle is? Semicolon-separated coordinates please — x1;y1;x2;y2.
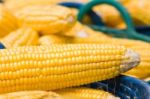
59;2;104;26
77;0;150;42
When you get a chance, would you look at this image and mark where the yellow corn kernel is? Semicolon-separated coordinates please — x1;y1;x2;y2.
0;91;61;99
15;5;76;35
55;87;119;99
0;44;139;94
0;27;39;48
0;4;18;38
39;35;73;45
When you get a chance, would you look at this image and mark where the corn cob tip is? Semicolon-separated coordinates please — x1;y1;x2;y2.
120;49;140;73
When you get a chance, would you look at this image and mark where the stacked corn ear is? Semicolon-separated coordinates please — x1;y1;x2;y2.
0;91;61;99
0;44;139;94
55;87;119;99
93;5;123;27
0;4;18;38
39;35;73;45
0;27;39;48
14;5;76;35
124;0;150;25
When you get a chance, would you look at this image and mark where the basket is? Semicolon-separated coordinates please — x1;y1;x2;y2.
85;75;150;99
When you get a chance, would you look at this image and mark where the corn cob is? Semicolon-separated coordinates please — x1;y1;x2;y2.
0;91;61;99
14;5;76;35
93;5;123;27
0;4;18;38
73;34;150;79
0;44;139;94
124;0;150;25
0;27;39;48
55;87;119;99
39;35;73;45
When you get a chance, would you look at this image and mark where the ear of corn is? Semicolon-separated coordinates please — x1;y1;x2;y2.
73;33;150;79
93;5;123;27
14;5;76;35
55;87;120;99
0;91;61;99
39;35;73;45
0;44;139;94
125;0;150;25
0;27;39;48
0;4;18;38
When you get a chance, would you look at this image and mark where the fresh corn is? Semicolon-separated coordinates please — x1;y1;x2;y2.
0;4;18;38
0;44;139;94
0;91;61;99
14;5;76;35
55;87;119;99
125;0;150;25
73;35;150;79
93;5;123;27
39;35;73;45
0;27;39;48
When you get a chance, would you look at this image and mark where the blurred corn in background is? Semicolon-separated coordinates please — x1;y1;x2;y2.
0;91;62;99
0;3;18;38
55;87;119;99
14;5;76;35
0;27;39;48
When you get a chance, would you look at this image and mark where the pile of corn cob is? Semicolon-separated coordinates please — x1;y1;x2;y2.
0;0;148;98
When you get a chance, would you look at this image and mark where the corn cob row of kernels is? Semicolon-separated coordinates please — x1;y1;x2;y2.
0;27;39;48
55;87;119;99
0;91;61;99
14;5;76;35
0;4;18;38
0;44;139;94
